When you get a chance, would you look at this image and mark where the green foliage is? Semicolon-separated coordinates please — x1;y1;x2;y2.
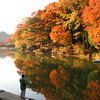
88;36;97;48
87;70;100;85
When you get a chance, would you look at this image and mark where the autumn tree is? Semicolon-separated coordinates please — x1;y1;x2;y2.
13;22;26;50
50;25;71;45
41;2;60;46
82;0;100;49
13;0;96;52
41;2;59;31
55;0;88;44
5;35;15;47
14;10;49;50
24;17;49;48
22;17;41;49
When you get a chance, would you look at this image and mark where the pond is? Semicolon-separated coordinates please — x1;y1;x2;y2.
0;51;100;100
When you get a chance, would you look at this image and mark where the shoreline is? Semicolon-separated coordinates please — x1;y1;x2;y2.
0;89;22;100
0;89;34;100
0;47;98;60
0;47;15;51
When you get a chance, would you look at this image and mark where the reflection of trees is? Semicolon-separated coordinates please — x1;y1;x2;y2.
50;69;70;88
82;80;100;100
87;70;100;84
0;51;15;58
14;52;99;100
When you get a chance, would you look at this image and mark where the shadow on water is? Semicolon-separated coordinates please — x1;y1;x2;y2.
9;52;100;100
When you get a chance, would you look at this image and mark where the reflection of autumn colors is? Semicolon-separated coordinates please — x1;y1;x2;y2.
14;52;99;100
50;69;70;88
82;80;100;100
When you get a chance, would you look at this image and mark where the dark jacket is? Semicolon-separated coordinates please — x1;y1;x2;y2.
20;78;27;90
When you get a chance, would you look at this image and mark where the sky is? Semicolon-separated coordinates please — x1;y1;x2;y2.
0;0;57;34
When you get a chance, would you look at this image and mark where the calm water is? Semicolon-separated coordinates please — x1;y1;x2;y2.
0;52;45;100
0;51;100;100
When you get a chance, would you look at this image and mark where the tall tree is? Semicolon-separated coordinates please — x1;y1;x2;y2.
55;0;88;44
41;2;60;46
82;0;100;49
22;16;48;49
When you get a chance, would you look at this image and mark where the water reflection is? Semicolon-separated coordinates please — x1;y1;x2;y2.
0;51;45;100
0;51;8;59
0;55;20;95
13;52;100;100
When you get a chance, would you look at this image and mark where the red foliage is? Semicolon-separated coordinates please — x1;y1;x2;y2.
6;52;10;56
6;37;11;43
16;23;23;31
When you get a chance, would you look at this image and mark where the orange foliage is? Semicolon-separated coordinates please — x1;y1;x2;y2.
82;80;100;100
41;2;59;31
35;10;44;19
41;87;50;98
35;61;40;65
82;0;100;48
31;12;35;16
72;43;78;49
14;60;17;68
50;69;70;88
24;60;33;68
71;64;78;70
16;23;23;31
17;70;24;75
31;10;44;19
50;25;71;45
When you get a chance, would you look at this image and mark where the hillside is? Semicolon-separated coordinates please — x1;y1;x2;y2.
0;31;11;42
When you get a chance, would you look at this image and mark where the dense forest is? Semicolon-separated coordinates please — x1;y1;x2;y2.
12;0;100;58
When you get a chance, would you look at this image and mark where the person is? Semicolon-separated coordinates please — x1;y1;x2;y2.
19;74;27;99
